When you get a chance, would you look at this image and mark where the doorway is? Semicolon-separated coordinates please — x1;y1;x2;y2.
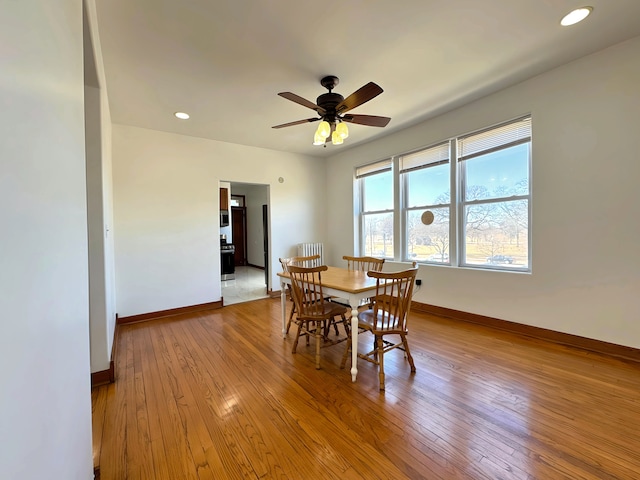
221;183;270;305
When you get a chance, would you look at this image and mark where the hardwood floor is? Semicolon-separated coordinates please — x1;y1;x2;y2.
93;298;640;479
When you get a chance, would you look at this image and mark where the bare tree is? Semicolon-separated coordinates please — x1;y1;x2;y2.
494;181;528;247
380;214;393;255
429;220;449;260
407;211;419;254
464;185;494;233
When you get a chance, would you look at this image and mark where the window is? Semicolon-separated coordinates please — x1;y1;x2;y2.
356;159;393;258
356;115;532;271
230;195;245;207
458;117;531;269
400;142;451;264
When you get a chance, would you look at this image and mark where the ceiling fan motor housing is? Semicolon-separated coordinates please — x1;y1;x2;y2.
316;92;344;122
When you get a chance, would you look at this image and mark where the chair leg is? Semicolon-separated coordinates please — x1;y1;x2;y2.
341;314;349;336
292;321;303;354
285;301;296;334
401;334;416;373
323;315;345;340
323;320;331;340
377;336;385;391
315;320;322;369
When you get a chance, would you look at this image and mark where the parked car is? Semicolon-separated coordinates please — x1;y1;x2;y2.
427;253;449;262
486;255;514;264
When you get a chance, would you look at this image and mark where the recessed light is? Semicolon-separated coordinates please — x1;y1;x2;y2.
174;112;190;120
560;6;593;26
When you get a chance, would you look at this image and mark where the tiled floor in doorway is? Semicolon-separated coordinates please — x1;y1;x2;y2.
222;266;269;305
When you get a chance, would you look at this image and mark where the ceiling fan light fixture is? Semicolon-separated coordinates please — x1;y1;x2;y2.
560;6;593;26
274;76;390;147
316;120;331;139
336;121;349;139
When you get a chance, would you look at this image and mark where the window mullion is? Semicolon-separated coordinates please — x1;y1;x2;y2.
393;156;401;261
451;139;459;266
362;208;394;215
463;194;529;207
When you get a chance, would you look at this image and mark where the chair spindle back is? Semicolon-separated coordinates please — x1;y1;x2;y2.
280;254;321;273
342;255;385;273
369;267;418;333
287;265;328;317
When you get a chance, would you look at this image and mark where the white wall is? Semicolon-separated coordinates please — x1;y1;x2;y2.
102;88;117;359
85;0;116;373
112;125;326;316
85;84;110;371
0;0;93;478
326;36;640;349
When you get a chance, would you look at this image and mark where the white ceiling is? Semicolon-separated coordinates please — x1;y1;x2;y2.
94;0;640;158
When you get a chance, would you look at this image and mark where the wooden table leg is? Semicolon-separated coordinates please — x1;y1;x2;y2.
350;305;358;382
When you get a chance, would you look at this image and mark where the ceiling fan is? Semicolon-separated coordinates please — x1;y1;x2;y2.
272;75;391;146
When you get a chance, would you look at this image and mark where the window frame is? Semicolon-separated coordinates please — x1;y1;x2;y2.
399;141;452;264
457;117;532;271
356;159;394;259
355;115;532;273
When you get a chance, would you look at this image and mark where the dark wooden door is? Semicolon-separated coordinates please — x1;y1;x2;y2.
231;206;246;266
262;204;269;287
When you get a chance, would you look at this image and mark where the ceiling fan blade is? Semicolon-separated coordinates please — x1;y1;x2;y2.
342;114;391;127
278;92;326;115
336;82;384;114
272;118;320;129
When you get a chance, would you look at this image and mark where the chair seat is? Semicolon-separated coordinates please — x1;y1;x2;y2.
299;302;348;321
357;309;402;333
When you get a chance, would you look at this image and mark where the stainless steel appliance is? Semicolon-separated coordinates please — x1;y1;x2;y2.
221;240;235;280
220;210;229;227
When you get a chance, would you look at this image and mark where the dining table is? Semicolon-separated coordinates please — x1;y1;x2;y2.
277;265;379;382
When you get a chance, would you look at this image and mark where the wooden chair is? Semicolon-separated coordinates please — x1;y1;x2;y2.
288;265;349;369
331;255;385;311
279;255;321;334
342;255;385;273
340;266;418;390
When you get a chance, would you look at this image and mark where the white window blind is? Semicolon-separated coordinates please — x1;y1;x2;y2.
458;116;531;161
356;158;392;178
399;142;449;173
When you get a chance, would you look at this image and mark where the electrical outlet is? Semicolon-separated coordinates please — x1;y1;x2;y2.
415;279;422;286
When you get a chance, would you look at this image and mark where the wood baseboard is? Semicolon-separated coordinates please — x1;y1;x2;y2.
411;301;640;364
268;289;282;298
117;301;223;325
91;315;120;388
247;263;265;270
91;365;113;388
